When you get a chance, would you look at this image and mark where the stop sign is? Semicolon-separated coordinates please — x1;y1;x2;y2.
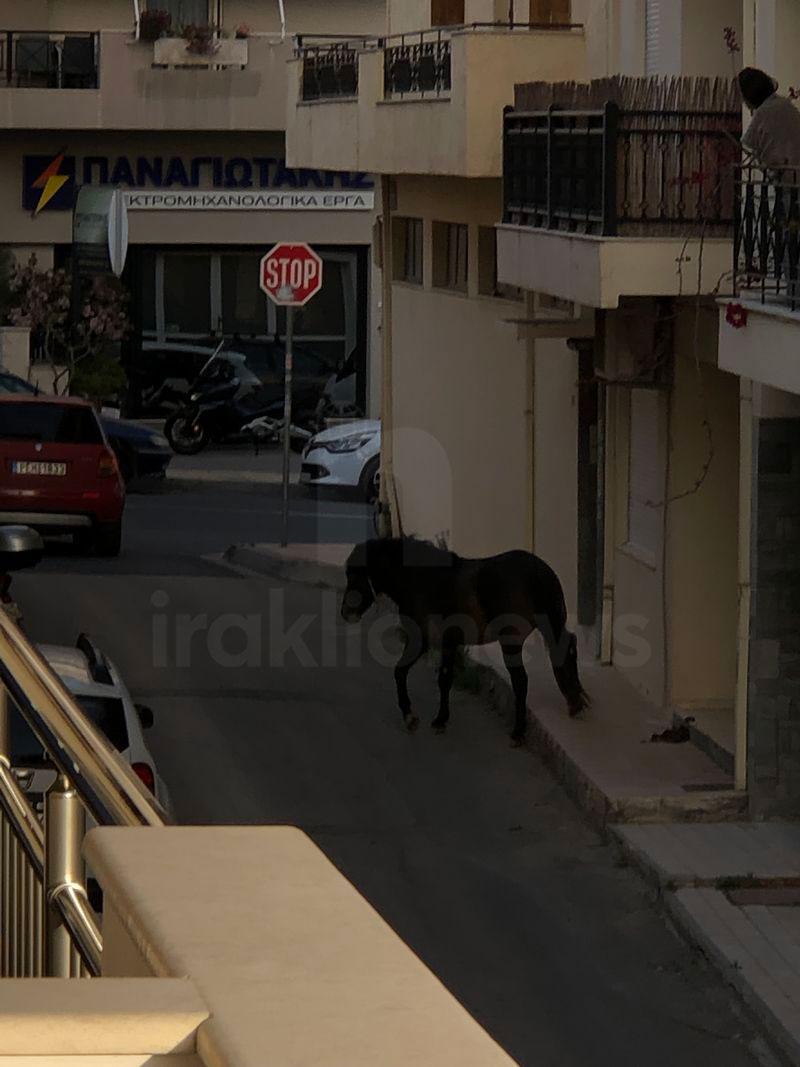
259;242;323;307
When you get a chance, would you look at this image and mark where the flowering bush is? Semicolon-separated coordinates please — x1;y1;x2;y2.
7;254;130;398
725;302;749;330
183;23;220;56
139;9;172;41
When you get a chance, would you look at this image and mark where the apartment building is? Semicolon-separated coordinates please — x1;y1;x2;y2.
0;0;385;412
288;0;595;561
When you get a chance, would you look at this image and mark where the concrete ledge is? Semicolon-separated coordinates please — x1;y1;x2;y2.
466;645;747;827
223;543;349;590
0;978;207;1055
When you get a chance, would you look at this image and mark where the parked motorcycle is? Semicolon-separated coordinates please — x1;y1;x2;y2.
164;351;317;456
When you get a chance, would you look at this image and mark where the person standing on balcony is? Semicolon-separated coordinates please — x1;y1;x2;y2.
739;67;800;167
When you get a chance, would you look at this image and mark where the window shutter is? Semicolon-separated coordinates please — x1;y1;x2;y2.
645;0;660;75
627;389;662;556
529;0;571;24
431;0;465;27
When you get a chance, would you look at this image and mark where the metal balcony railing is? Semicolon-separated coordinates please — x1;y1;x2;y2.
383;28;452;99
295;36;368;101
0;608;168;978
735;165;800;311
0;31;99;88
503;101;742;237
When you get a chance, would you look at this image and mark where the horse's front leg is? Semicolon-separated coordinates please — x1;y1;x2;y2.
394;625;427;732
432;643;456;733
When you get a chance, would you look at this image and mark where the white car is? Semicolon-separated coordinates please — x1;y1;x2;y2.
9;634;173;818
300;419;381;501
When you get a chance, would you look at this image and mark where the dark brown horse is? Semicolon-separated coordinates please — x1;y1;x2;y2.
341;537;589;743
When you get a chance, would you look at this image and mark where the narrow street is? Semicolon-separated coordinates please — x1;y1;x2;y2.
13;467;769;1067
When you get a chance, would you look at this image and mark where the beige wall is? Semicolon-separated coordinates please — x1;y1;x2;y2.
0;0;384;35
682;0;742;78
532;338;579;615
603;301;739;709
390;177;530;555
667;307;739;708
750;0;800;87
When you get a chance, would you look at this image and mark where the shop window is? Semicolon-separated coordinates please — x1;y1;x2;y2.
393;217;424;285
627;388;662;560
478;226;521;300
432;221;468;293
163;253;211;336
221;253;268;337
431;0;464;27
529;0;571;24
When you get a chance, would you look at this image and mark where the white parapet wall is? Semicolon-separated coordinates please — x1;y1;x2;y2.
0;326;31;380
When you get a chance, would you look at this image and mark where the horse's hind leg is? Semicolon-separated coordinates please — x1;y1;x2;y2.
500;640;529;746
432;643;456;733
394;627;427;732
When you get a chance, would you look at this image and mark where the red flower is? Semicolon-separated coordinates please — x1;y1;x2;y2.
726;302;749;329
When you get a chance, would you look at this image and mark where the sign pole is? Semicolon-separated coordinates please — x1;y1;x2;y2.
281;306;294;548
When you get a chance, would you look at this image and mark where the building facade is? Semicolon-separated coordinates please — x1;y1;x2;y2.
0;0;385;413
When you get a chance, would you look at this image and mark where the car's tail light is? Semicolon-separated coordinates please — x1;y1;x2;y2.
0;574;11;605
132;762;155;793
98;449;119;478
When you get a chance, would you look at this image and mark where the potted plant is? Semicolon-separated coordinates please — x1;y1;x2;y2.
183;23;220;56
234;23;250;39
139;9;172;41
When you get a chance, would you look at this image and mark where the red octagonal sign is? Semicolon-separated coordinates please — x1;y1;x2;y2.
259;242;324;307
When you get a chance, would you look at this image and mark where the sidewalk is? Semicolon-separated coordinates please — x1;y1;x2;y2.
221;540;800;1062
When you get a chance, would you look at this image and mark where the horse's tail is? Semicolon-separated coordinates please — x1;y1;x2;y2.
537;568;590;717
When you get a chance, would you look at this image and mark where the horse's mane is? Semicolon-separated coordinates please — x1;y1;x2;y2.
375;536;458;569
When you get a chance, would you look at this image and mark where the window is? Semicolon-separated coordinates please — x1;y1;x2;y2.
431;0;464;26
478;226;522;300
432;222;468;293
0;403;103;444
156;0;210;29
529;0;571;24
627;388;662;559
394;217;424;285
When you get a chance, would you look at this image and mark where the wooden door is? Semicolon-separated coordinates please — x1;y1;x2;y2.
431;0;465;27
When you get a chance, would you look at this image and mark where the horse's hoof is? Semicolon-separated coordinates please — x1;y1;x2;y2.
403;714;420;733
509;734;526;748
432;722;447;735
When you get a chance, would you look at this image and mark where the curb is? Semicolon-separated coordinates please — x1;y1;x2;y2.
464;650;748;829
222;544;346;590
665;889;799;1067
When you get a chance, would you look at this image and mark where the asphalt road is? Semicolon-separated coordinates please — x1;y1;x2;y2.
13;468;772;1067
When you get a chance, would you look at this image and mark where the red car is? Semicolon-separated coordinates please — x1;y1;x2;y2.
0;396;125;556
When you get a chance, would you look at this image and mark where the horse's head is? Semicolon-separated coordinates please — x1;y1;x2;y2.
341;542;376;623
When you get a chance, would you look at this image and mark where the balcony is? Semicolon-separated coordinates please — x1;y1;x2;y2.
287;23;587;178
496;78;741;308
0;29;292;132
718;165;800;394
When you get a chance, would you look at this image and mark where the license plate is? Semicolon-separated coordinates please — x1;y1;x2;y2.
12;461;67;476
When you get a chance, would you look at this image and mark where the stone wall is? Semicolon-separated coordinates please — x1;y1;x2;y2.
748;417;800;817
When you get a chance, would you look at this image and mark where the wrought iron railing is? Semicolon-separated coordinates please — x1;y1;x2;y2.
0;31;99;88
503;101;741;237
383;28;451;98
296;36;369;100
735;165;800;311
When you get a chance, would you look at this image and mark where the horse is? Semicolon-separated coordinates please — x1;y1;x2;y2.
341;536;589;744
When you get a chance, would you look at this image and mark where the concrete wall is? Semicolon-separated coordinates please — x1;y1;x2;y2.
288;28;586;178
667;308;739;708
389;176;531;555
